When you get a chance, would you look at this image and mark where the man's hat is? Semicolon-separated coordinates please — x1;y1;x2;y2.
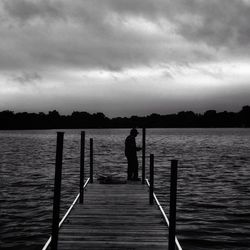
130;128;139;135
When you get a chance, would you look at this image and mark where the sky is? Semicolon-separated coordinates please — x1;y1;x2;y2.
0;0;250;117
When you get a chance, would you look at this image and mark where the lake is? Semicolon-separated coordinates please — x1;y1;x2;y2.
0;128;250;250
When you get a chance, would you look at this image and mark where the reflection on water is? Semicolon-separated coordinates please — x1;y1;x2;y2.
0;128;250;250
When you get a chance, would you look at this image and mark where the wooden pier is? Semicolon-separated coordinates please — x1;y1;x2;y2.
42;130;182;250
58;182;169;250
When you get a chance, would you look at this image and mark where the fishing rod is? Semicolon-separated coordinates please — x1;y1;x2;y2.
145;135;170;146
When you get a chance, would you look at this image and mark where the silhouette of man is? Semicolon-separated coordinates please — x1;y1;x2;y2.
125;128;142;181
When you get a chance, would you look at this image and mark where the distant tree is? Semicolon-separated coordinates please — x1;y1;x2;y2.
0;110;15;129
204;110;217;116
177;111;197;127
92;112;110;128
48;110;60;118
0;105;250;129
239;106;250;127
47;110;61;128
203;110;217;127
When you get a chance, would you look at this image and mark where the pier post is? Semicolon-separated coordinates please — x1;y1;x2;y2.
142;128;146;184
90;138;93;183
79;131;85;204
51;132;64;250
149;154;154;205
168;160;178;250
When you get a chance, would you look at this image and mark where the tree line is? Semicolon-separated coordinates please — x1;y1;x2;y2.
0;106;249;129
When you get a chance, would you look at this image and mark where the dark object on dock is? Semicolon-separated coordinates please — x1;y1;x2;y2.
97;174;127;184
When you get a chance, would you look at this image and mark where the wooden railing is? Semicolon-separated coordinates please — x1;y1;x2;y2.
145;155;182;250
42;178;90;250
42;131;92;250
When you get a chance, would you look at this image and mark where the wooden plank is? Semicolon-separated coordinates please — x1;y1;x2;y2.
58;182;169;249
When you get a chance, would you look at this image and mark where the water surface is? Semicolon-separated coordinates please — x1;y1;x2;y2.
0;128;250;250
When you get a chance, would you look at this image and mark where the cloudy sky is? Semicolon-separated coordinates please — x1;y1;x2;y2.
1;0;250;117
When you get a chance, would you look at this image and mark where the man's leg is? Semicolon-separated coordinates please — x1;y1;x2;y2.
133;158;139;180
127;157;133;180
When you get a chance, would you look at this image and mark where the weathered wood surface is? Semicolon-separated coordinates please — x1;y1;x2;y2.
58;182;168;249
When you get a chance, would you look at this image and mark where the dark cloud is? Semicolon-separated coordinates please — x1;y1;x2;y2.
172;0;250;52
1;0;249;73
2;0;63;22
0;0;171;72
10;71;42;85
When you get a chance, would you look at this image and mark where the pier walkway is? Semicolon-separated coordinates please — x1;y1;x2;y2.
57;181;169;250
42;131;182;250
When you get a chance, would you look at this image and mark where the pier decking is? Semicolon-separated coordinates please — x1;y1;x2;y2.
42;131;182;250
58;182;169;250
